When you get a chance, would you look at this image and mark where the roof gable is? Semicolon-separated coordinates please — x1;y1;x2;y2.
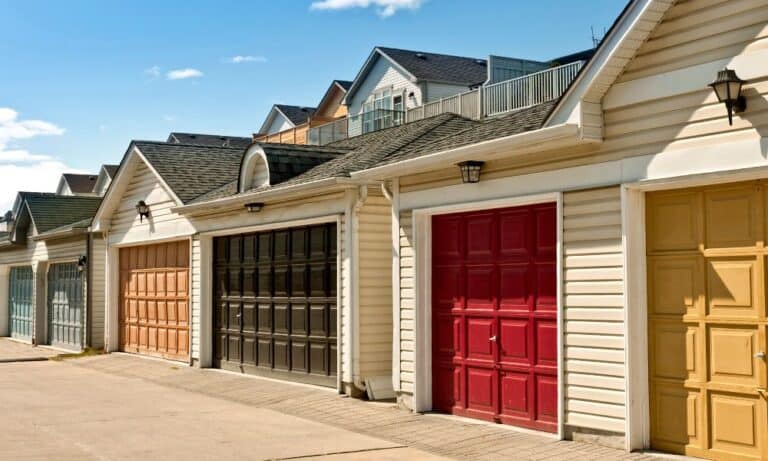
345;46;487;104
545;0;675;128
16;192;101;236
315;80;352;118
62;173;98;195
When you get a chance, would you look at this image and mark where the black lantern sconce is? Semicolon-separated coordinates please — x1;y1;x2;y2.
77;255;88;273
135;200;150;222
244;202;264;213
709;68;746;126
457;160;484;184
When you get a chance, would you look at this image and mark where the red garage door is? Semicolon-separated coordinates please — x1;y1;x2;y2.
432;203;558;432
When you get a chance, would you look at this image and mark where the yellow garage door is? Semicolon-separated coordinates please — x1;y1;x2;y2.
647;181;768;460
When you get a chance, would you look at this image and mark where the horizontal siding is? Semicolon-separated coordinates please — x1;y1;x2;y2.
109;161;193;243
618;0;768;83
563;187;626;434
357;194;393;381
90;235;106;349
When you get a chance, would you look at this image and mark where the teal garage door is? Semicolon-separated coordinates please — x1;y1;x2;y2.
9;266;34;341
47;262;84;349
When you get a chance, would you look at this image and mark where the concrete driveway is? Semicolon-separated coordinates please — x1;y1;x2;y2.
0;360;446;460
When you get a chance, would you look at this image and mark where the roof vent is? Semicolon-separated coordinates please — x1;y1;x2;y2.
474;59;485;65
415;53;426;60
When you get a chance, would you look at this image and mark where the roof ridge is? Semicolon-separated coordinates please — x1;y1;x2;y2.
134;140;245;150
377;46;485;62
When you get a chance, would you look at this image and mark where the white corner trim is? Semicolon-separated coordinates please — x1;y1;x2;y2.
621;186;649;451
391;178;402;393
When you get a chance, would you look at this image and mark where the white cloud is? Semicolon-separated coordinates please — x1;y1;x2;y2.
310;0;423;17
0;108;76;212
166;68;203;80
163;115;176;122
145;65;161;79
228;55;268;64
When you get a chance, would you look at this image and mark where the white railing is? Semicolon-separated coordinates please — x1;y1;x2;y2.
307;60;584;145
483;60;583;117
406;88;480;122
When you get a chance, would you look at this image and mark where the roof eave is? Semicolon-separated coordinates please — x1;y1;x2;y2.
350;123;587;181
32;226;89;242
172;177;367;217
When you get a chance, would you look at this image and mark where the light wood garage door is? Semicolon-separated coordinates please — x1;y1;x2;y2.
119;241;189;361
647;181;768;460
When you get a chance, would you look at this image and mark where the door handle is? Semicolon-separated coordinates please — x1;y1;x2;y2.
489;335;497;342
755;351;766;360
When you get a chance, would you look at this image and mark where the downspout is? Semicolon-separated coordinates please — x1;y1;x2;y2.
85;232;93;349
344;186;368;394
351;185;368;393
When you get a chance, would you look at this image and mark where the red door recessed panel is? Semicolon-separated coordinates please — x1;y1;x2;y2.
432;203;558;433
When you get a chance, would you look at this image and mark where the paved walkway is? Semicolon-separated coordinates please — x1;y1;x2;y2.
0;337;60;362
68;354;673;461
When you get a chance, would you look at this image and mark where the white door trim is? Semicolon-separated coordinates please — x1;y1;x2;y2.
410;191;563;437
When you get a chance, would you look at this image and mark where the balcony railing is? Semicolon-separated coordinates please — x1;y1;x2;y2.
308;118;348;146
307;60;584;145
483;60;583;117
348;109;405;138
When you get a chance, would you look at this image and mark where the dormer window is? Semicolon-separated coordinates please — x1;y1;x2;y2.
239;146;272;193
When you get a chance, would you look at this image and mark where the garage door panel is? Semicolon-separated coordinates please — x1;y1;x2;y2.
649;256;703;317
708;325;760;386
466;265;496;310
707;257;760;318
705;186;760;250
9;266;34;341
534;205;556;259
213;223;337;386
499;209;531;259
499;264;529;311
433;203;558;432
648;183;768;460
709;392;761;458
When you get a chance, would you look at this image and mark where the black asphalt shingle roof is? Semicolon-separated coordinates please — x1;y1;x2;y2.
133;141;245;204
19;192;102;234
63;173;98;194
275;105;316;125
378;47;488;86
335;80;353;91
167;132;252;149
103;164;119;179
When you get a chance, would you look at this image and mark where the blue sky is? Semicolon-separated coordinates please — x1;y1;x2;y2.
0;0;625;210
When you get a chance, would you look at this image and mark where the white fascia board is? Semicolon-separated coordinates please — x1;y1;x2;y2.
349;123;583;181
545;0;653;127
172;178;353;216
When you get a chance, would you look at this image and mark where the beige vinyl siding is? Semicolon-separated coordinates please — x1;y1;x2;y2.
190;236;201;359
563;187;626;434
90;234;106;348
109;161;191;242
618;0;768;83
397;211;415;393
357;193;393;380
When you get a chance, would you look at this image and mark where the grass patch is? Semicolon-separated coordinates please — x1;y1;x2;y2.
50;347;105;361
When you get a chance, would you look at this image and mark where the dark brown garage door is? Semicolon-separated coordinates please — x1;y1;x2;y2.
213;223;337;387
